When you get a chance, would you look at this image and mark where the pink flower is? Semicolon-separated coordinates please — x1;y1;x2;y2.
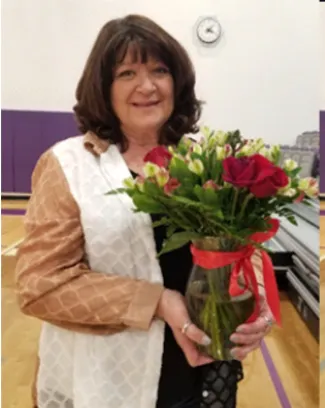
144;146;172;168
294;192;304;203
203;180;219;191
164;178;181;195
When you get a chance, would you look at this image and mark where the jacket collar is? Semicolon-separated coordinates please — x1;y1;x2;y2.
83;132;110;156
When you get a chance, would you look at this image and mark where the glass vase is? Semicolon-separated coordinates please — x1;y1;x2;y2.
185;237;256;361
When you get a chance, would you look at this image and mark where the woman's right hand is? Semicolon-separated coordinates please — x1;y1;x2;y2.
156;289;214;367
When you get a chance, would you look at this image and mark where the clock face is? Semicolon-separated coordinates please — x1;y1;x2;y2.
196;17;221;44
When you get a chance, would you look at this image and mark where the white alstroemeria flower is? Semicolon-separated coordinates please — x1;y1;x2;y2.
216;146;225;160
298;177;318;198
259;147;272;161
214;130;228;146
269;145;280;163
238;143;255;156
201;125;212;140
216;144;232;160
193;143;203;155
155;168;170;187
253;138;265;152
123;177;136;189
284;159;298;172
279;188;297;198
188;159;204;175
143;162;160;178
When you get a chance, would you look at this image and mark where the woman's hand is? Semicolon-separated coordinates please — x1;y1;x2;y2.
156;289;214;367
229;296;274;361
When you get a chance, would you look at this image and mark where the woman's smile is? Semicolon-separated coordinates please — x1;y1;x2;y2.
131;100;161;107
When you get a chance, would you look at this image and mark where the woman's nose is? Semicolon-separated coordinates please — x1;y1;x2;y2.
137;74;156;93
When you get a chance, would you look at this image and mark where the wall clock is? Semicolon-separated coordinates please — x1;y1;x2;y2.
196;16;222;45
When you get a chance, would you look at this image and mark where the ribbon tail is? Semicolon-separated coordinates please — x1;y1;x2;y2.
244;259;260;323
229;258;260;323
261;252;282;326
229;263;246;297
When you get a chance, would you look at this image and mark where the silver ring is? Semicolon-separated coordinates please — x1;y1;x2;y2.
264;315;273;327
181;321;192;334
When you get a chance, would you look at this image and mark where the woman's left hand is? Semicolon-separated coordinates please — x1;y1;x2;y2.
229;296;274;361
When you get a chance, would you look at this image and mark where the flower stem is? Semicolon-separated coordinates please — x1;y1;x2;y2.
206;272;222;359
212;300;223;359
231;189;239;221
200;264;242;360
239;193;254;219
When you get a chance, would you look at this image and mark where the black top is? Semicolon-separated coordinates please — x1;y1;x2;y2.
129;171;203;407
153;212;203;408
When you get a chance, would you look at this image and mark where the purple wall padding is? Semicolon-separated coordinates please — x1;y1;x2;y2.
320;111;325;194
2;109;79;193
2;109;324;193
1;110;15;192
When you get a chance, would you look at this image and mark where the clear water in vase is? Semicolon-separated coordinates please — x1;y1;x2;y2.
185;263;256;361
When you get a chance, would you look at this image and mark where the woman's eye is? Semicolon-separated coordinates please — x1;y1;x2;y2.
153;67;169;74
117;70;135;78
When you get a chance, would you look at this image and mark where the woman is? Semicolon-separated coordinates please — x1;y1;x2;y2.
15;14;274;408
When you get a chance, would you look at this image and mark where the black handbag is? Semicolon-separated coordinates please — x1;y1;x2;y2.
200;360;244;408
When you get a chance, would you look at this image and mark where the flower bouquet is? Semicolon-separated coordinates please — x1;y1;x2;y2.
107;127;318;360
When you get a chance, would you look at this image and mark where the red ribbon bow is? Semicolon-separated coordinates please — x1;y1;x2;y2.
190;218;281;326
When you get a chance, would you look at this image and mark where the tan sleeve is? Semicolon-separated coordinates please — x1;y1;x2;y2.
15;149;164;333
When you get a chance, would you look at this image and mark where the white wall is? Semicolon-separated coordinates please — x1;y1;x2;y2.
320;5;325;111
1;0;320;144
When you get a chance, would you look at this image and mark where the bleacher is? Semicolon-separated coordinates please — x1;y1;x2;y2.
267;130;320;342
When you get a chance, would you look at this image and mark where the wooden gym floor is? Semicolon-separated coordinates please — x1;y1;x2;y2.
320;200;325;408
1;198;321;408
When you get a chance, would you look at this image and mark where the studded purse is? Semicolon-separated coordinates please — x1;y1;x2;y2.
200;360;244;408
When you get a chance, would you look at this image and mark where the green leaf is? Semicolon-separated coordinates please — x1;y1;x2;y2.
105;188;128;195
190;152;203;161
199;151;211;182
132;193;165;214
177;138;192;155
172;195;204;208
193;185;206;202
152;217;170;228
288;166;302;178
209;152;223;181
173;184;198;200
301;199;313;207
286;215;298;226
169;157;196;181
143;180;163;196
179;177;198;191
158;231;201;256
204;188;220;207
158;195;183;208
166;224;177;238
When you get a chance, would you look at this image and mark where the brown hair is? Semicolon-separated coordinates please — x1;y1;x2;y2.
73;14;203;151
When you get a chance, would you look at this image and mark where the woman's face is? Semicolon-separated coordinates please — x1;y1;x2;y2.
111;49;174;136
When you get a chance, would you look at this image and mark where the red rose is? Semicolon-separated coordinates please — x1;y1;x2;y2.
222;154;288;198
144;146;172;168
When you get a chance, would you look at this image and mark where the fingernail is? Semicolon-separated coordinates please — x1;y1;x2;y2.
230;349;240;360
202;335;212;346
230;335;238;343
236;326;244;333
